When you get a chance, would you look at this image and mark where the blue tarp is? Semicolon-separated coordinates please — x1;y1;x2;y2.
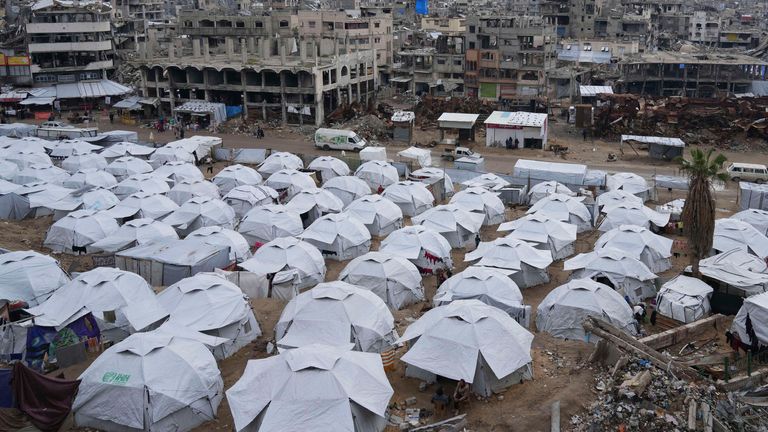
0;368;13;407
226;105;243;118
415;0;428;15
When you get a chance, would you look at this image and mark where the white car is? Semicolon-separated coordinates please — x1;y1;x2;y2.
40;121;73;128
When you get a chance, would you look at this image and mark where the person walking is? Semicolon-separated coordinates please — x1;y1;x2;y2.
109;111;114;124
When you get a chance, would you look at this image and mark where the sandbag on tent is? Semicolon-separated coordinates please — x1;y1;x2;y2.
224;185;278;218
238;204;303;247
275;281;398;352
91;218;178;253
339;251;424;310
100;142;155;159
61;153;107;174
113;173;170;199
731;292;768;350
595;224;673;273
397;299;534;397
382;180;434;216
258;152;304;176
226;344;393;432
412;204;484;249
307;156;350;184
264;169;316;201
380;225;453;273
299;213;371;261
104;191;179;220
186;226;252;263
656;275;713;323
449;187;505;226
536;278;637;342
564;248;658;303
167;179;220;205
286;187;344;227
105;156;154;181
63;169;118;190
212;164;263;195
606;172;651;201
694;248;768;297
321;175;371;207
598;201;670;232
0;251;69;306
154;161;205;186
527;180;575;205
157;272;261;359
731;209;768;236
25;267;168;342
355;160;399;191
527;193;592;232
5;150;53;170
0;181;71;219
713;218;768;259
73;333;224;432
465;237;553;288
461;173;510;191
596;189;644;209
239;237;326;292
410;167;454;194
13;163;70;186
346;194;403;237
498;214;577;260
162;196;236;236
43;209;120;254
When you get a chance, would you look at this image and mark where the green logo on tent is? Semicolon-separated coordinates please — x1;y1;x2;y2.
102;372;131;385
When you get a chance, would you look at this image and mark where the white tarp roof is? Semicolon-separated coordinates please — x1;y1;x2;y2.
307;156;350;183
449;187;505;225
596;189;643;208
595;224;673;261
498;213;577;253
238;204;303;245
91;218;178;253
564;248;656;281
410;167;454;194
527;193;592;231
43;209;120;252
186;226;252;262
465;237;553;270
64;169;118;190
104;191;178;220
0;250;69;306
695;248;768;295
346;194;403;227
485;111;547;128
380;225;452;264
167;179;221;206
300;213;371;248
105;156;154;179
264;169;316;199
714;218;768;259
397;147;432;168
286;187;344;215
116;237;230;266
732;292;768;348
322;176;371;207
154;162;205;185
434;266;523;314
599;201;670;232
514;159;587;185
113;173;171;199
359;146;387;162
258;152;304;176
579;85;614;97
527;180;575;204
656;275;713;323
239;237;326;283
382;181;434;210
101;142;155;159
412;204;484;237
174;101;227;125
339;251;423;310
461;173;511;191
355;161;399;190
438;113;479;129
731;209;768;236
606;172;651;195
32;80;131;100
621;135;685;148
161;196;236;232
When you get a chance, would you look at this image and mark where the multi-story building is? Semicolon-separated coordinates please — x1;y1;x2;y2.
689;11;720;45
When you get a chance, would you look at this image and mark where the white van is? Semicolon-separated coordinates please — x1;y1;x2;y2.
727;162;768;183
314;128;367;151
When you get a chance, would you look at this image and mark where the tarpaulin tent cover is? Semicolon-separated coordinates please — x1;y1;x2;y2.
0;251;70;306
238;204;303;246
339;251;423;310
498;214;577;260
380;225;453;272
527;193;592;232
13;361;80;432
213;164;263;195
382;180;434;217
656;275;713;323
564;248;657;303
595;224;673;273
322;175;371;207
345;194;404;237
450;187;505;226
307;156;350;184
713;218;768;259
434;266;523;316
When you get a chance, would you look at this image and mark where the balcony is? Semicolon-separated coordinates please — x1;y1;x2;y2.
27;22;111;34
29;41;113;53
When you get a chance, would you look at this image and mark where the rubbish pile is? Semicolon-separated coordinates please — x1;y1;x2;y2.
113;56;142;89
413;96;496;126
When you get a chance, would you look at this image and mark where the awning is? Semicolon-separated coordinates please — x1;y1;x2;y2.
139;97;159;107
53;80;132;100
19;97;55;106
0;91;29;102
390;76;412;83
113;96;142;110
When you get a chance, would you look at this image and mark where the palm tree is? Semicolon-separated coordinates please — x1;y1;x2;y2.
678;148;728;276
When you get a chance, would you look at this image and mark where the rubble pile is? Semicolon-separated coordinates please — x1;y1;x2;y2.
336;114;390;141
113;57;142;89
413;96;496;125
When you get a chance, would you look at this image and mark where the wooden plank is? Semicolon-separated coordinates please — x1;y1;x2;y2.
640;314;727;350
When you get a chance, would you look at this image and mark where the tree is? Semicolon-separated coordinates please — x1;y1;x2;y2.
678;148;728;276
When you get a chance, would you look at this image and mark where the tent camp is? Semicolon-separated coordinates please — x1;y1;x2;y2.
536;278;637;342
731;209;768;236
61;153;108;174
595;189;643;209
286;187;344;227
13;163;70;186
410;167;454;194
223;185;278;218
656;275;713;323
167;179;220;206
382;180;435;217
731;292;768;349
73;333;224;431
91;218;178;253
694;248;768;297
498;214;577;260
345;194;404;237
63;169;118;190
226;344;393;432
212;164;263;195
307;156;350;184
105;156;154;181
321;175;372;207
299;213;371;261
412;204;484;248
25;267;168;342
186;226;252;263
43;209;120;254
461;173;510;191
263;169;316;201
380;225;453;273
239;237;326;292
527;180;575;205
153;161;205;186
338;251;424;310
564;248;658;303
0;251;69;306
465;237;553;288
258;152;304;176
527;193;592;232
275;281;398;353
397;300;534;396
355;160;399;191
0;181;72;219
598;201;670;232
161;196;236;236
713;218;768;259
113;173;171;199
595;224;673;273
157;272;261;359
238;204;303;246
449;187;505;226
104;191;179;220
606;172;651;201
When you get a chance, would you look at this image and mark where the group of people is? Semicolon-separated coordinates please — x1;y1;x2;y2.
431;379;471;417
254;126;265;139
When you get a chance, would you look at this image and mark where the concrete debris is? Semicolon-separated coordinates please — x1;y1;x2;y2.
413;96;496;127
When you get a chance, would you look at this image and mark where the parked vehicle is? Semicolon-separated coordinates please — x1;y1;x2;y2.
36;126;99;140
441;146;479;161
314;128;367;151
40;121;72;128
727;162;768;183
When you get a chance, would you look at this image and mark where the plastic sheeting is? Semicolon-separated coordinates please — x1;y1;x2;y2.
382;180;434;217
299;213;371;261
656;275;713;323
346;194;404;237
339;251;423;310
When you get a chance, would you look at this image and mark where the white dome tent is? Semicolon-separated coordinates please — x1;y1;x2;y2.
354;160;399;191
275;281;398;353
13;163;70;185
713;218;768;259
299;213;371;261
162;196;236;236
596;189;644;209
223;184;278;218
258;151;304;176
5;150;53;169
0;181;72;219
527;180;575;205
154;161;205;186
0;251;70;306
412;204;484;249
46;187;121;218
564;248;658;303
167;179;220;206
434;266;527;323
239;237;326;293
598;201;670;232
44;209;120;254
104;191;179;220
286;187;344;227
264;168;316;201
397;300;534;397
73;333;224;432
449;187;505;226
731;209;768;236
61;152;108;173
527;193;592;232
63;169;118;190
731;292;768;350
91;218;179;252
461;173;510;190
321;175;372;207
212;164;263;194
465;237;553;288
149;143;196;167
186;226;252;263
656;276;713;323
536;278;637;342
113;173;171;199
48;140;100;157
345;194;403;237
238;204;303;246
307;155;351;183
410;167;454;194
0;160;18;181
381;180;435;217
606;172;651;201
695;248;768;297
105;156;154;181
380;225;453;273
157;272;262;359
226;344;393;432
100;141;155;159
595;224;673;273
339;251;424;310
498;214;577;260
